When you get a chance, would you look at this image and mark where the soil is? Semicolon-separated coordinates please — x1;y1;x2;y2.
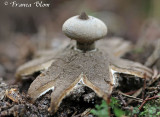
0;76;102;117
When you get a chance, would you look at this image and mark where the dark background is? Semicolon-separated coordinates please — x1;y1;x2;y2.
1;0;159;41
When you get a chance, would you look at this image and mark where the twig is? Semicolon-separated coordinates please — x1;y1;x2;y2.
142;73;147;99
146;95;160;101
146;87;158;90
71;111;78;117
80;108;91;117
127;88;143;104
107;96;111;117
119;94;127;106
139;95;160;110
139;96;149;110
125;90;137;95
118;91;143;102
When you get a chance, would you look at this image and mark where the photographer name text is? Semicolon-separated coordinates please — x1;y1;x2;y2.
4;1;50;8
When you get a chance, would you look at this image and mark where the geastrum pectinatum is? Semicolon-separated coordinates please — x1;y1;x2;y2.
16;12;153;113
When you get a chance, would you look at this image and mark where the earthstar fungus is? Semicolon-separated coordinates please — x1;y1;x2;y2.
16;12;153;114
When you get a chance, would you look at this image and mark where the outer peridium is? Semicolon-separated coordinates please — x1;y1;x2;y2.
28;46;113;113
28;40;152;113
